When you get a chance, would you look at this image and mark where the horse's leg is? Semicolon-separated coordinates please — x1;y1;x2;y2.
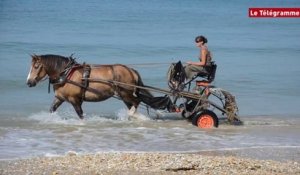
122;95;139;112
122;97;148;120
70;98;84;119
50;97;64;113
123;101;136;116
123;101;133;109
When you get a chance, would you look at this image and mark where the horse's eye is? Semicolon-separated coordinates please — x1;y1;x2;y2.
34;64;40;69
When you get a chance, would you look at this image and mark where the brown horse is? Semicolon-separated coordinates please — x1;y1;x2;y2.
26;54;152;119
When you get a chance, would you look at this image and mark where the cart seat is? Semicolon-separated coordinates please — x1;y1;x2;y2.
195;62;217;86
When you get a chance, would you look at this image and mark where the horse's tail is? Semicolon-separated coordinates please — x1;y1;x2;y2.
131;68;174;111
131;68;153;99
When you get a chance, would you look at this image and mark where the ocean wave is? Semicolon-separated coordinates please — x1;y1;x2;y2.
240;116;298;126
27;108;153;125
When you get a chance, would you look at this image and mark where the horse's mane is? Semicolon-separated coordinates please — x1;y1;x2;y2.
38;54;76;72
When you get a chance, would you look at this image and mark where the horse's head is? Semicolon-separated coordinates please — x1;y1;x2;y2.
26;55;47;87
167;61;186;91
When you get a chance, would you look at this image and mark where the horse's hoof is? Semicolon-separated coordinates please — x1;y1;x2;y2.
128;106;136;116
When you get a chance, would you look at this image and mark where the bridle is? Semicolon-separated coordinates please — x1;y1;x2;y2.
32;61;48;82
30;56;78;93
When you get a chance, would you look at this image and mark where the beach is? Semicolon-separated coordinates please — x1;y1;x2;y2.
1;116;299;175
1;152;299;175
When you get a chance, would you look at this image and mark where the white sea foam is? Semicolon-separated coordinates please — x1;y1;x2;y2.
27;107;153;126
115;108;151;121
130;112;151;121
197;145;300;152
115;108;130;121
28;109;119;126
44;153;60;158
28;111;86;125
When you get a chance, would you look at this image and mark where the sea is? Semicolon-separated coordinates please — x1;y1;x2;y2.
0;0;300;161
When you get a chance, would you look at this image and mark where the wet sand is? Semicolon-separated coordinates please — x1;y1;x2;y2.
1;152;299;175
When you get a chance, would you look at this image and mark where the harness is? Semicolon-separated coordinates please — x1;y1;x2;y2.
47;58;91;96
48;58;77;84
81;63;91;100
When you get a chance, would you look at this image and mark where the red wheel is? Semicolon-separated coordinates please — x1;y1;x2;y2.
192;110;219;128
198;114;214;128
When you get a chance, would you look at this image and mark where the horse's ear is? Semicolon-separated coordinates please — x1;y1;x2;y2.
31;54;40;62
31;54;36;59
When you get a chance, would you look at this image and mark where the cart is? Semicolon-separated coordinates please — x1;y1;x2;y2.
85;61;241;128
